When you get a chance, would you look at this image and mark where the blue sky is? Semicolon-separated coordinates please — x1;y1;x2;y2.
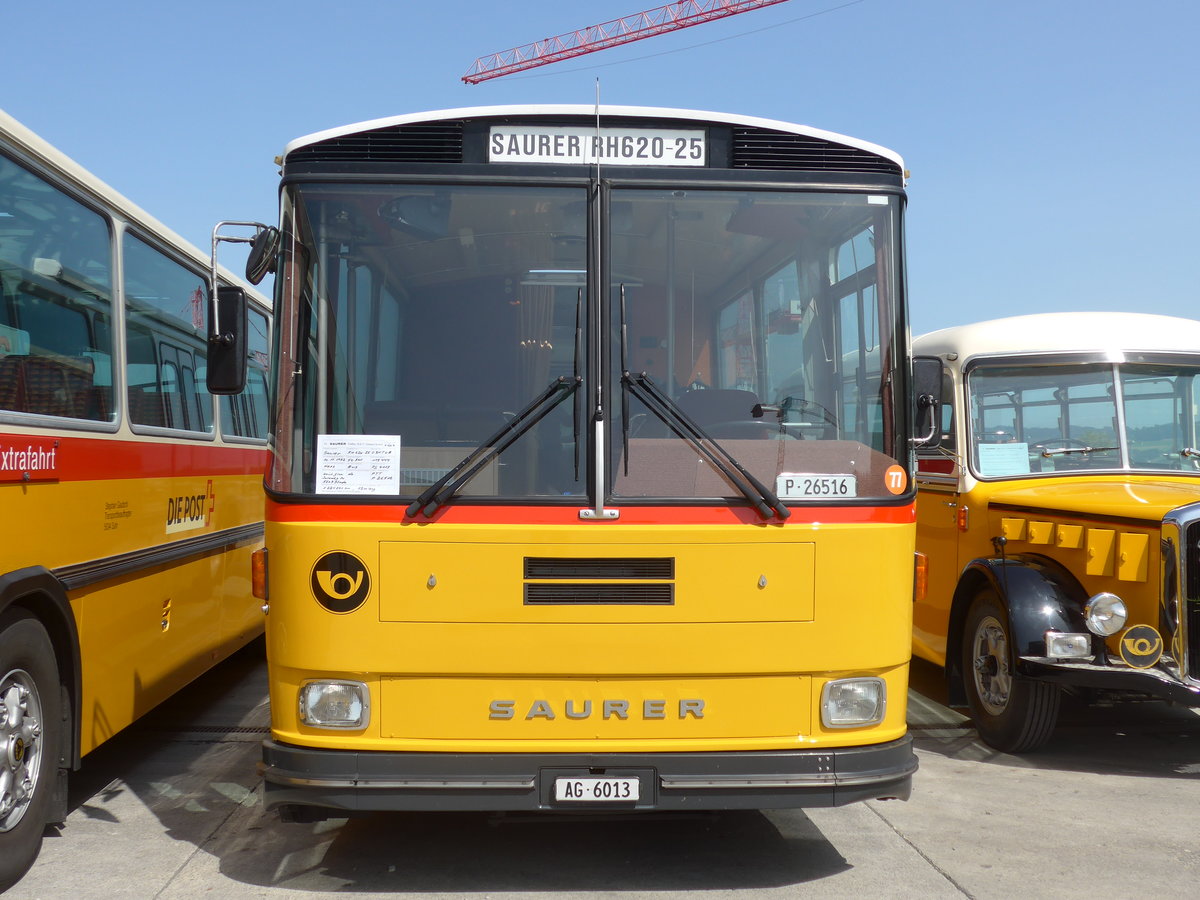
5;0;1197;334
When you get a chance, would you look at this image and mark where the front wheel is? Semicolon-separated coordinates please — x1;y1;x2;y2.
961;591;1060;753
0;610;61;892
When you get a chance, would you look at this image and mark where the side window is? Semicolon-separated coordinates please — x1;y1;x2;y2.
122;233;213;433
220;305;271;439
0;150;115;422
938;370;956;454
716;290;756;392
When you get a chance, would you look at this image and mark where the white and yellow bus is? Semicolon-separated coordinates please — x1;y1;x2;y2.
0;108;270;889
212;105;938;821
915;312;1200;751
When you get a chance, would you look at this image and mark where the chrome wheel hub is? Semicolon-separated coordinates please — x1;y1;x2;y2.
971;615;1012;716
1;671;43;833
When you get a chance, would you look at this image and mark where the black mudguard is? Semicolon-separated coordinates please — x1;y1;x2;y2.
945;554;1088;703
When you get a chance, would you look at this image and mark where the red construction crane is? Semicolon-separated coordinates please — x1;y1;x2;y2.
462;0;791;84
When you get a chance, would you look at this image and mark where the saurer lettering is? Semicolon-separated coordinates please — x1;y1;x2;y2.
489;699;705;720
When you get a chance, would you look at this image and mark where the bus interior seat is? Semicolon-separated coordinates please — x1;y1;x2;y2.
128;386;167;427
0;354;96;418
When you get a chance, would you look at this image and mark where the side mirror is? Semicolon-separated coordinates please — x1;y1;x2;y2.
911;355;943;448
207;286;247;395
245;226;280;285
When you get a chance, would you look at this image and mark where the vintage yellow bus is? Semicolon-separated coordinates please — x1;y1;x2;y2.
0;108;270;889
212;105;937;820
915;312;1200;751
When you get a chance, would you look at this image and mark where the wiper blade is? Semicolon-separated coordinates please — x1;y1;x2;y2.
623;371;789;521
405;376;581;519
1040;445;1119;457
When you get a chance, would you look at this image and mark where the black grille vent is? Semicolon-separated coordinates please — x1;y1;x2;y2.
288;122;464;165
1187;523;1200;599
525;557;674;579
525;584;674;605
1188;599;1200;680
731;127;901;175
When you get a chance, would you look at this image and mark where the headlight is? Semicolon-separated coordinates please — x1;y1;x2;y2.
1084;592;1127;637
299;680;369;729
821;678;886;728
1045;631;1091;659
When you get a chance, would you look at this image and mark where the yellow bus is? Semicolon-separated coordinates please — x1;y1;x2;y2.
0;108;270;889
213;105;937;820
915;312;1200;751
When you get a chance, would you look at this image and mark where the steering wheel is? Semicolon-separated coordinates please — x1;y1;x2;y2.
776;397;838;428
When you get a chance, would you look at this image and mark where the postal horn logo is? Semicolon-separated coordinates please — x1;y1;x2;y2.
310;551;370;613
1118;624;1162;669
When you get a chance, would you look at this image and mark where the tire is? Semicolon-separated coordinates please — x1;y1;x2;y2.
961;590;1060;753
0;610;61;892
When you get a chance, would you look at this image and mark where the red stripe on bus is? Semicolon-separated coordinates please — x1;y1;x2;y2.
0;432;267;481
266;499;914;526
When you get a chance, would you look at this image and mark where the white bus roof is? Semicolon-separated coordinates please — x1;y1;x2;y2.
914;312;1200;365
283;104;904;170
0;107;257;292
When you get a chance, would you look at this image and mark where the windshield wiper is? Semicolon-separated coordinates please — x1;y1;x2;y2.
405;376;581;519
616;284;786;521
622;371;789;521
1040;445;1119;457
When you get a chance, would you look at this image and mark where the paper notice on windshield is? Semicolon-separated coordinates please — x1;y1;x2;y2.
316;435;401;494
976;442;1031;477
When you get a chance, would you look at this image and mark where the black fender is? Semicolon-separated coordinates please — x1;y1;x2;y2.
0;566;83;823
945;554;1088;705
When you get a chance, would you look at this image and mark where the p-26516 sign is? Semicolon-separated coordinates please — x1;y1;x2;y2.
489;126;706;167
777;473;858;500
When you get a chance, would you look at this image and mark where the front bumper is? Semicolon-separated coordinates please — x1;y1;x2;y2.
259;735;916;814
1020;657;1200;704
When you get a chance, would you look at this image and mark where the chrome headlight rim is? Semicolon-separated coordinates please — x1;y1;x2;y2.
298;679;371;730
820;676;887;729
1083;592;1127;637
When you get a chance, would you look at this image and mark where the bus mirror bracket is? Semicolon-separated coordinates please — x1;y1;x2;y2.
911;355;943;448
208;221;272;395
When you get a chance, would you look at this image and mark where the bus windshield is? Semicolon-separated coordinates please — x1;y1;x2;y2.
271;181;904;503
969;361;1200;477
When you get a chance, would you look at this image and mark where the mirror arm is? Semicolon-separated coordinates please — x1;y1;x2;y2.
209;221;269;335
910;393;938;445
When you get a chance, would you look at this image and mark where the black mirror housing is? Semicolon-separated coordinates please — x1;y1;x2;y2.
912;355;943;448
245;226;280;285
207;286;248;395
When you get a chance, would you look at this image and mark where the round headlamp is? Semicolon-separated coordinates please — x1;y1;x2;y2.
1083;592;1127;637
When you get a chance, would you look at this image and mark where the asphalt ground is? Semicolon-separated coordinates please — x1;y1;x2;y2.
8;640;1200;899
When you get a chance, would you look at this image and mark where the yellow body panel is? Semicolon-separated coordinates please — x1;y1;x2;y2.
915;474;1195;665
1;433;265;756
266;517;914;753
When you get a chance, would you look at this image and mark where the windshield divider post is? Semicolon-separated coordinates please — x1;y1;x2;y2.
620;283;631;476
574;286;584;482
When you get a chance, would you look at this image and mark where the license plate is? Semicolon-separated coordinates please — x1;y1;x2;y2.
777;473;857;499
554;776;640;802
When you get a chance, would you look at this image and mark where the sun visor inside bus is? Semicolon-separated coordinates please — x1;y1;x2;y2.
378;194;450;239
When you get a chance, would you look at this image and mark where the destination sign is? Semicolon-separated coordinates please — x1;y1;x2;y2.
489;125;706;167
